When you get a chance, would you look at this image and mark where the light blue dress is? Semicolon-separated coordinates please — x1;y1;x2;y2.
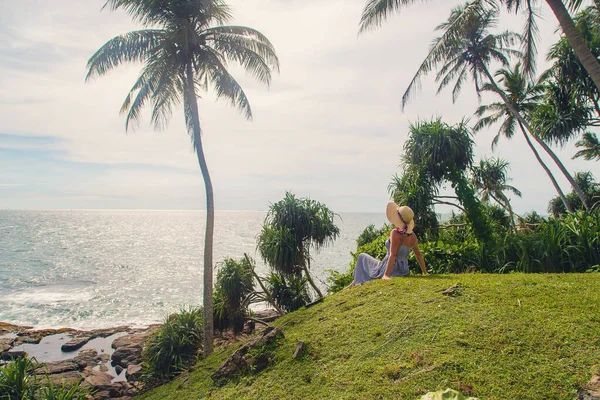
353;238;411;284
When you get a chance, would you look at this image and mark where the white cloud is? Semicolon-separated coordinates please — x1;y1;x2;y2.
0;0;598;212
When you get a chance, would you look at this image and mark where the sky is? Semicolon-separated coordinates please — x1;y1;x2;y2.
0;0;598;213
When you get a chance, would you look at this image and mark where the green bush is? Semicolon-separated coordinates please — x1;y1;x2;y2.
412;240;481;274
36;379;90;400
0;357;89;400
213;257;255;334
142;307;203;381
356;224;391;247
0;356;39;400
266;273;310;312
498;211;600;273
328;210;600;283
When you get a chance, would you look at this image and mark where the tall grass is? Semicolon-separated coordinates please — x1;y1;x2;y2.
328;211;600;290
0;357;89;400
142;307;204;382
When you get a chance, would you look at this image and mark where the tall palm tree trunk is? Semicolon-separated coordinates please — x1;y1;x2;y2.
481;67;586;211
545;0;600;93
186;64;214;356
530;133;590;210
489;193;518;232
518;122;574;212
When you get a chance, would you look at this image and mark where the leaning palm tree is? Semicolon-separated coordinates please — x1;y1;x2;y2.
574;132;600;161
366;1;589;210
360;0;600;92
474;64;574;212
396;2;522;110
404;119;492;242
470;157;522;230
86;0;279;356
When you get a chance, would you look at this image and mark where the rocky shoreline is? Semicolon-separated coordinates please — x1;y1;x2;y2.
1;322;159;399
0;309;280;400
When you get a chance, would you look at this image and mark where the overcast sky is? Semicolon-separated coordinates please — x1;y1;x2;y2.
0;0;598;213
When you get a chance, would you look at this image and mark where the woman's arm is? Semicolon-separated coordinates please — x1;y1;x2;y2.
413;241;428;275
382;231;401;280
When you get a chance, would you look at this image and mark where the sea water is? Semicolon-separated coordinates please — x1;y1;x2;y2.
0;210;385;329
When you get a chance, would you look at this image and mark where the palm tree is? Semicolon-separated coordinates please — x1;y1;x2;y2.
474;64;574;212
397;2;522;110
86;0;279;356
364;1;589;210
360;0;600;92
574;132;600;161
404;119;492;242
257;192;340;300
470;157;522;230
543;0;600;94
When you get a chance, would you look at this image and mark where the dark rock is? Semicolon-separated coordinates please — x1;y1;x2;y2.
74;349;100;368
115;365;124;375
212;326;284;383
110;330;156;369
90;326;130;338
14;328;75;346
579;375;600;400
111;345;142;369
61;336;91;352
126;364;143;381
253;309;281;323
0;322;31;334
1;350;27;360
84;370;113;387
0;338;13;353
92;391;112;400
42;360;81;374
111;330;154;350
48;371;83;387
293;340;305;359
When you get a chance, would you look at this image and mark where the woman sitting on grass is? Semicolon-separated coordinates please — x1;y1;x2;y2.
347;202;427;288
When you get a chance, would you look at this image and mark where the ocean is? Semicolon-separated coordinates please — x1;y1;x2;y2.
0;210;385;330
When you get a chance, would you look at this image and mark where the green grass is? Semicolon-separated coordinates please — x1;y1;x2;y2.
139;274;600;399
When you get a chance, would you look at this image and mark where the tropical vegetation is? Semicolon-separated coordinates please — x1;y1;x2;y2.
0;356;90;400
257;192;340;302
142;307;204;381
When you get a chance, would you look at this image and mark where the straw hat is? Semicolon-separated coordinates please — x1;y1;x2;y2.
386;202;415;234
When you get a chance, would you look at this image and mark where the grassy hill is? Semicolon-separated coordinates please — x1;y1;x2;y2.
140;274;600;399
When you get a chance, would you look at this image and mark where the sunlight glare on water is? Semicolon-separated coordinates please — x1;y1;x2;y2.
0;210;385;329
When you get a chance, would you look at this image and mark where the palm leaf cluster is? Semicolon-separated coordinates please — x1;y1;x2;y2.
404;119;475;181
213;257;256;334
574;131;600;161
87;0;279;135
398;2;521;109
258;192;340;275
533;7;600;145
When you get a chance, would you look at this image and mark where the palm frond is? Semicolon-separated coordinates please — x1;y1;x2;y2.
86;30;164;81
573;131;600;160
359;0;418;33
198;48;252;120
103;0;233;27
521;0;539;77
205;27;279;84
